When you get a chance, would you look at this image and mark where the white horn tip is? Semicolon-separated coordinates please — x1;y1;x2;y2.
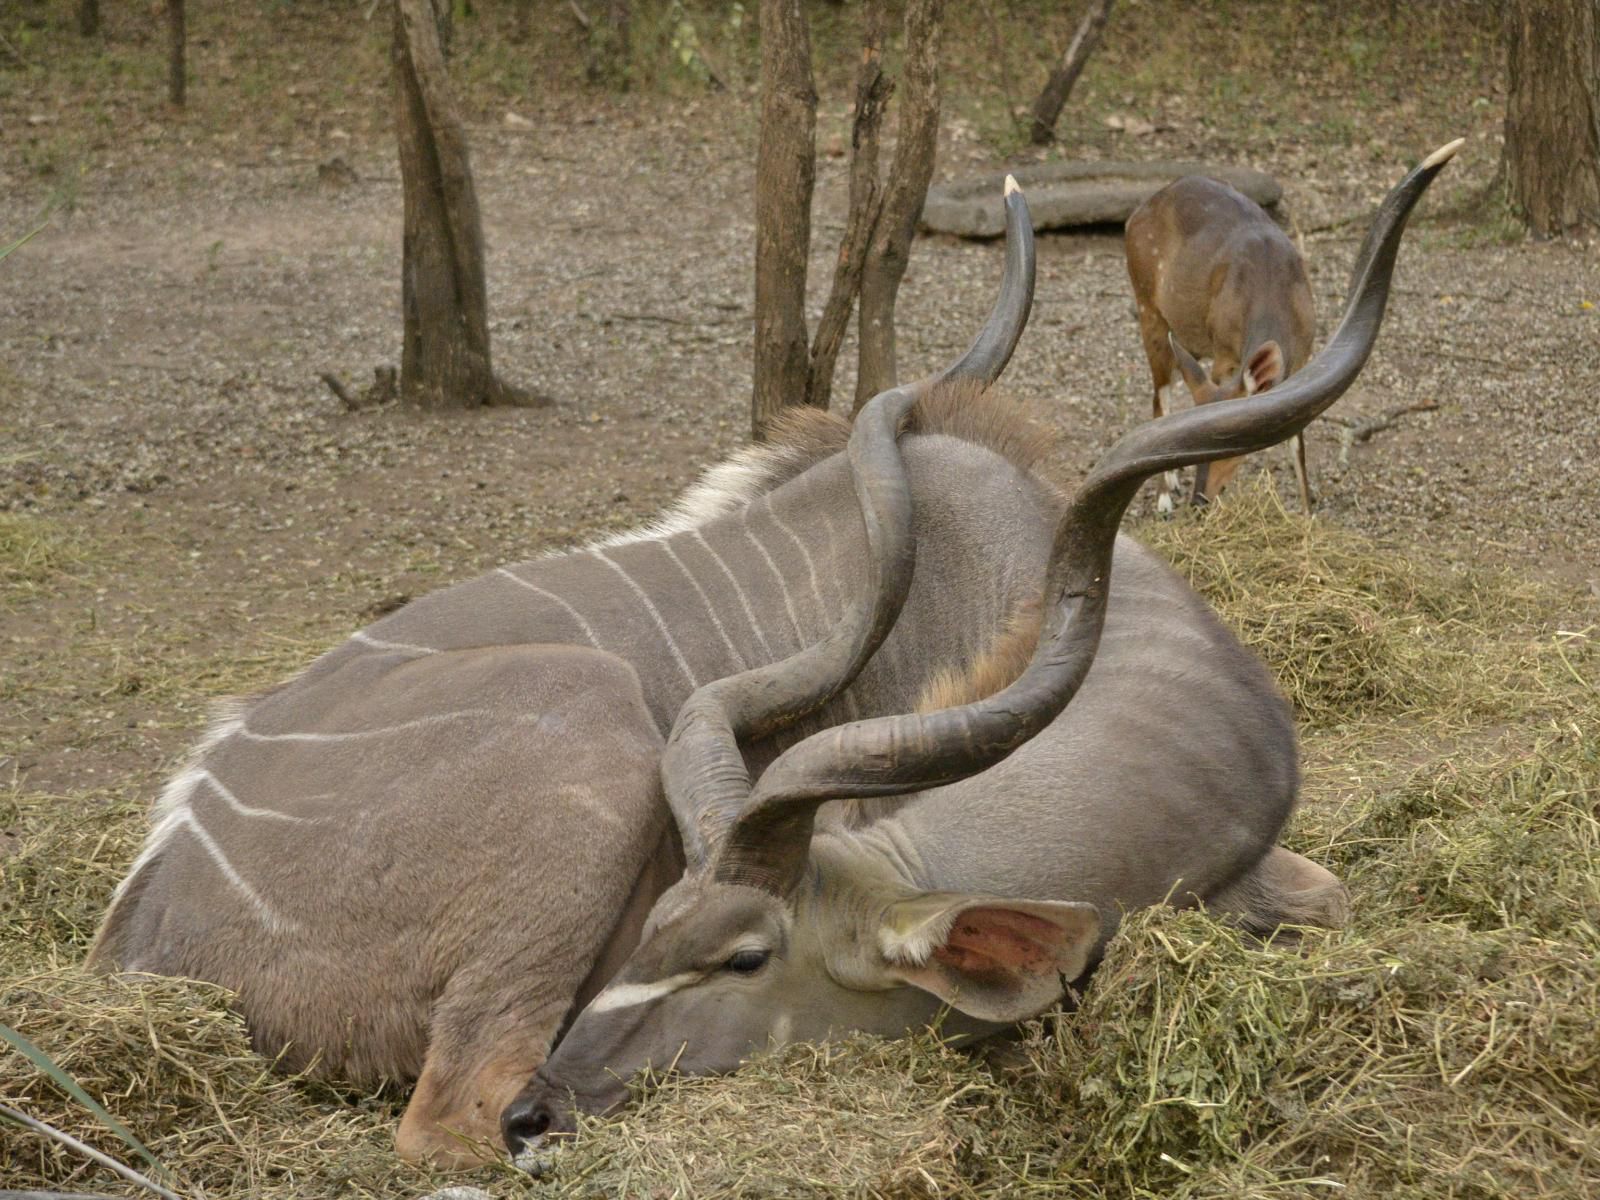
1004;174;1021;197
1422;138;1465;169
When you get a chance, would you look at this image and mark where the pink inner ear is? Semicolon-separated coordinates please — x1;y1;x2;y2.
932;907;1063;977
1247;345;1284;391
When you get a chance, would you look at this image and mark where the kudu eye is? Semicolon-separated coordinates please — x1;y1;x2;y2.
725;948;770;975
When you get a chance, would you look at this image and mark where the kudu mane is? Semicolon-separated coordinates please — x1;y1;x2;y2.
628;380;1058;719
597;378;1057;549
776;386;1057;714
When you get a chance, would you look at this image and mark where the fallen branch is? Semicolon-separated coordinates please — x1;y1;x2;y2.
322;366;400;411
1327;399;1439;466
1300;207;1371;236
318;371;356;408
608;311;695;326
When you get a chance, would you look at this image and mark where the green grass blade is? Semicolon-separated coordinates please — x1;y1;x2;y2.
0;1019;167;1178
0;186;67;265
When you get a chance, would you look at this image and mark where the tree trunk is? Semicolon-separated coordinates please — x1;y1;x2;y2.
1502;0;1600;236
579;0;633;88
77;0;99;37
806;0;889;412
392;0;533;409
854;0;942;410
751;0;818;440
167;0;186;108
1028;0;1114;145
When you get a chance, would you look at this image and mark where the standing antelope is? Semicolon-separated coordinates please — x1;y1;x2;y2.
90;186;1043;1164
1126;174;1317;513
501;143;1460;1158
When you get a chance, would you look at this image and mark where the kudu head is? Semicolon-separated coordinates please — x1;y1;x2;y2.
501;142;1462;1159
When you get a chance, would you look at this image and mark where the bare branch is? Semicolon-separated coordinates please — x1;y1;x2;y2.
1028;0;1115;145
166;0;186;108
806;0;890;411
855;0;943;410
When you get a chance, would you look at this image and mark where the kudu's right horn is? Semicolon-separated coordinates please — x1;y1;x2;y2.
661;178;1037;869
707;140;1464;897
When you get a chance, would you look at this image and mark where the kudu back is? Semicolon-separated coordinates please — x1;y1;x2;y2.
90;186;1052;1163
1125;174;1317;511
502;143;1461;1161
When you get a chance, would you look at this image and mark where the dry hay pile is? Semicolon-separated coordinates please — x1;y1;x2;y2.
0;970;421;1197
1040;730;1600;1197
3;484;1596;1198
1131;481;1565;729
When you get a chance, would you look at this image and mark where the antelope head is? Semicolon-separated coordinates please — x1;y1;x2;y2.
500;140;1461;1161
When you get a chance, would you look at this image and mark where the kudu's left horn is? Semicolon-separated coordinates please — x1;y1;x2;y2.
708;140;1464;897
661;179;1037;869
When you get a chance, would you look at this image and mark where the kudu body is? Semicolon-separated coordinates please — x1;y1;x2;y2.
1125;175;1317;512
503;145;1460;1158
90;190;1050;1163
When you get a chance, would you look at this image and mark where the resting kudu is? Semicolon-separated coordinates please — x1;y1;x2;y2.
1126;175;1317;512
501;142;1461;1159
90;177;1050;1162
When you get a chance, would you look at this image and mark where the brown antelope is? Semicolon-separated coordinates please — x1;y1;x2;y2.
90;184;1043;1164
1125;174;1317;513
501;143;1460;1161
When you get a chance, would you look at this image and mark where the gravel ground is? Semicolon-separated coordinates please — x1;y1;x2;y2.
2;8;1596;799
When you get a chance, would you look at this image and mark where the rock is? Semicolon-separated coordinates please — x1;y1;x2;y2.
921;160;1284;238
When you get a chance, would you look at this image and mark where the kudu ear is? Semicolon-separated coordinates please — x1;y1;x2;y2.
1243;342;1285;394
1166;332;1210;396
876;893;1100;1023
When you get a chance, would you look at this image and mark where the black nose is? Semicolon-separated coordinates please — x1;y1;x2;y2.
500;1095;553;1153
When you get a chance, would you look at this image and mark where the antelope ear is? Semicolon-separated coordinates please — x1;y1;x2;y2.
877;893;1101;1023
1167;331;1210;395
1243;342;1284;394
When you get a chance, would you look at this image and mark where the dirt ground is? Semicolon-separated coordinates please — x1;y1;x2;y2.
4;5;1596;798
0;1;1597;1190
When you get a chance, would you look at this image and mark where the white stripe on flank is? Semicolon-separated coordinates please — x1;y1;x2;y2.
193;769;308;823
743;525;804;644
117;772;205;899
352;630;437;655
587;972;700;1014
591;548;699;688
765;499;826;624
178;809;298;933
659;540;748;672
118;786;295;933
689;530;775;659
236;708;498;743
496;567;601;648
